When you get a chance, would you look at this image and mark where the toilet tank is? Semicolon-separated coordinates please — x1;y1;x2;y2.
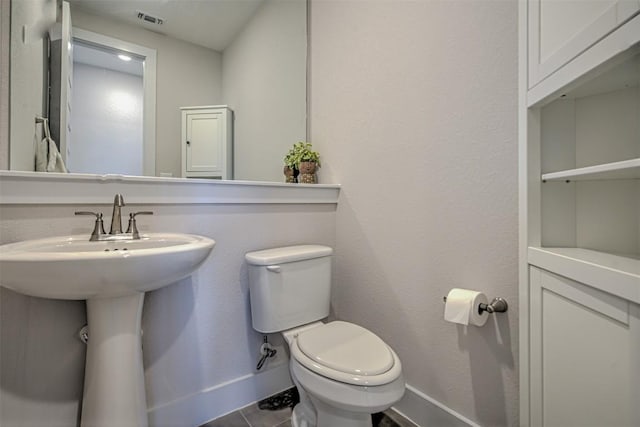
245;245;333;333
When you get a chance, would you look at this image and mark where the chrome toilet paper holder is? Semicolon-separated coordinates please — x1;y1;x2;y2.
443;296;508;314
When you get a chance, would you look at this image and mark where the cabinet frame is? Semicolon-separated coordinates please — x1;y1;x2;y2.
519;2;640;426
528;0;640;89
529;267;639;427
181;105;233;180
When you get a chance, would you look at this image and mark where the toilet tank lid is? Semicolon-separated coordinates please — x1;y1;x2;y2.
245;245;333;265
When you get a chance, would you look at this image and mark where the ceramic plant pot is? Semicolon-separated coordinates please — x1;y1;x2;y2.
284;166;298;183
298;161;318;184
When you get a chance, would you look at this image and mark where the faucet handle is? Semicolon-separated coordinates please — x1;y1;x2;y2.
126;211;153;239
75;211;106;241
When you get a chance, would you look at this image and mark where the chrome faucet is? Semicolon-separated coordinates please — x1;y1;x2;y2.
109;194;125;235
75;194;153;241
74;211;107;241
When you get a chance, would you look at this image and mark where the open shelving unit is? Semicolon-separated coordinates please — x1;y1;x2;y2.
532;47;640;301
541;158;640;181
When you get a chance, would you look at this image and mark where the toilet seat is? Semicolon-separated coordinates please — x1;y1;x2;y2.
290;321;402;386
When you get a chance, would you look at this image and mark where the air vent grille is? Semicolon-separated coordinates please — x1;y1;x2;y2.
136;11;164;26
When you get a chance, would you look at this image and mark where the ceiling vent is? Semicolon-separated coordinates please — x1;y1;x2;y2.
136;11;164;26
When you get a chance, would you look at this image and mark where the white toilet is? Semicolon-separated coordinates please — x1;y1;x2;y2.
245;245;405;427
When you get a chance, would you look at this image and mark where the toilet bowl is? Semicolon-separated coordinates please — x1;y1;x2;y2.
245;245;405;427
283;322;405;427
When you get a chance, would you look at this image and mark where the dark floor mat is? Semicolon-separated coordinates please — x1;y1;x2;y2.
259;387;403;426
372;411;402;426
257;387;300;411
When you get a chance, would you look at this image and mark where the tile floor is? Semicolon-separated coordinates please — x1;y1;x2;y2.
200;388;417;427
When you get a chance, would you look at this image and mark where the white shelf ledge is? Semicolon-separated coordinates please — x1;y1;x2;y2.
541;158;640;182
528;246;640;304
0;171;341;205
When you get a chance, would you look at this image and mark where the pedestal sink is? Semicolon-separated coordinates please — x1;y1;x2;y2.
0;233;215;427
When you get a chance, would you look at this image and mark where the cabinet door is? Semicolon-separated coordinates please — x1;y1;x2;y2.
184;111;224;175
528;0;640;88
529;267;640;427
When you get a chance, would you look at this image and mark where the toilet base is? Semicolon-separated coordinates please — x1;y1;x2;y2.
291;405;310;427
311;397;373;427
291;401;373;427
290;359;404;427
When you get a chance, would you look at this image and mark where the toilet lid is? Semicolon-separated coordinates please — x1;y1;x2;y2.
296;321;394;376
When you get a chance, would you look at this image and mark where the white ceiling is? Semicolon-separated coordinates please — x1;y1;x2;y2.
68;0;265;52
74;42;144;76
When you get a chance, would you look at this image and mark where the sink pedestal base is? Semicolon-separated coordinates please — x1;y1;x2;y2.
81;293;148;427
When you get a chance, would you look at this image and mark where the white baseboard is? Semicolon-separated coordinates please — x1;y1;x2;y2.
392;384;480;427
148;361;293;427
148;372;478;427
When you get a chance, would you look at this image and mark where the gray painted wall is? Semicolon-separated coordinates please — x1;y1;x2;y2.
0;0;10;169
309;1;519;425
8;0;57;171
223;0;307;183
69;63;144;175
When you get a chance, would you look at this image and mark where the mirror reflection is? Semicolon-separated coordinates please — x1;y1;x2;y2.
8;0;307;182
69;38;145;175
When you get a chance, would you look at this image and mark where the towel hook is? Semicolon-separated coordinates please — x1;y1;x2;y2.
35;116;52;140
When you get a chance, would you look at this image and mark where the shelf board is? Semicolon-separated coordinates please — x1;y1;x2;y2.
528;247;640;304
0;171;341;205
541;158;640;182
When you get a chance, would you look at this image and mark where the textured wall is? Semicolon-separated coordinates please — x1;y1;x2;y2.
70;63;143;175
0;200;336;426
0;0;10;169
8;0;57;171
309;0;519;425
223;0;307;182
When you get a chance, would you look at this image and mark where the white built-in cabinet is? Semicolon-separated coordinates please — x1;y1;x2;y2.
528;0;640;87
528;267;639;427
181;106;233;179
520;3;640;426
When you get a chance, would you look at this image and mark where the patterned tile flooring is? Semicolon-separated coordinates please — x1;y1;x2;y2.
200;388;417;427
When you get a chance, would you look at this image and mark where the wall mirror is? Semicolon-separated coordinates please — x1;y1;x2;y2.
8;0;307;183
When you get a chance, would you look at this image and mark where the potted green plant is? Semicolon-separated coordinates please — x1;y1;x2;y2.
283;142;321;183
283;146;299;183
292;142;321;184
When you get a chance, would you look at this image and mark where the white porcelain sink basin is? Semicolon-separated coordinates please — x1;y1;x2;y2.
0;232;215;427
0;233;215;299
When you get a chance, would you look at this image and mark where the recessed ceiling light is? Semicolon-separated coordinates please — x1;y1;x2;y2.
118;54;132;62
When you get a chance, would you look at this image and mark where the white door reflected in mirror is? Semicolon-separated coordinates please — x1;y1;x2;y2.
69;41;145;175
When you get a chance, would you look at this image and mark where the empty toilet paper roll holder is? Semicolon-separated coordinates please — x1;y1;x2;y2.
442;296;508;314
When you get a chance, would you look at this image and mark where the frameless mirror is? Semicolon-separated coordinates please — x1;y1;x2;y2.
8;0;307;182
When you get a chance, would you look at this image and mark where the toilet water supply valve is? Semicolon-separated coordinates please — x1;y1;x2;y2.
256;335;277;370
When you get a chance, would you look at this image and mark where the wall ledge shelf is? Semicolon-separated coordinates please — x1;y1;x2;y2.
0;171;341;205
528;246;640;303
541;158;640;181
